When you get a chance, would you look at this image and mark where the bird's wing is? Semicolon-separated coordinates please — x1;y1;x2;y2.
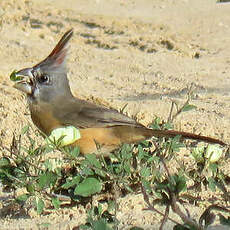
55;98;143;129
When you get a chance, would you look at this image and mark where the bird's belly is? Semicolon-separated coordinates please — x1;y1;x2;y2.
74;127;122;155
74;126;149;155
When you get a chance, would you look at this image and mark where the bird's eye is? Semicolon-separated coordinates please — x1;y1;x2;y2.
38;74;49;84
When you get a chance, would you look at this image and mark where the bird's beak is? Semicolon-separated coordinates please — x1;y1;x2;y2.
11;68;34;95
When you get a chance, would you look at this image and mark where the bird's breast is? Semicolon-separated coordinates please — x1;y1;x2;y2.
29;102;62;135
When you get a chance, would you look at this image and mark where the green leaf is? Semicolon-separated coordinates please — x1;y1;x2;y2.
137;144;145;160
208;177;216;192
163;122;173;130
21;125;29;135
10;70;23;81
121;144;132;159
107;200;116;214
169;175;187;194
168;137;185;153
0;157;11;167
91;219;112;230
97;203;103;216
36;197;45;215
37;223;51;228
191;146;205;163
142;179;151;193
147;155;160;164
94;168;106;178
61;175;81;189
16;194;29;203
176;176;187;194
74;177;102;197
13;168;26;179
124;184;134;193
26;183;35;193
79;225;90;230
38;171;57;189
69;146;80;158
123;161;131;174
114;165;122;174
150;117;161;129
208;163;218;174
81;166;95;176
140;140;150;147
43;159;62;174
140;167;151;178
85;154;102;169
51;197;61;209
181;104;196;112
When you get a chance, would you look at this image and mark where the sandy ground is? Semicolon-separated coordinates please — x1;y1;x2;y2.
0;0;230;229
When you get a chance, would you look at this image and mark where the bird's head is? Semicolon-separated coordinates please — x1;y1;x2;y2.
12;29;73;103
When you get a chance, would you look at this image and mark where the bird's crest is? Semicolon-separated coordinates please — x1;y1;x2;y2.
34;29;73;70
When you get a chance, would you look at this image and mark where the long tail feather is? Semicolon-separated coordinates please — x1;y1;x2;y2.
113;126;226;146
149;129;226;145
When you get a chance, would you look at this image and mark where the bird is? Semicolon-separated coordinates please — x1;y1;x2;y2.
12;29;226;155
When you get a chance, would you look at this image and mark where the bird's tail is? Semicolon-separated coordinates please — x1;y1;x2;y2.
113;126;226;146
147;128;226;145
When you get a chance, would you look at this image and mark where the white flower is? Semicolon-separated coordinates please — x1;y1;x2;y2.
48;126;81;147
205;145;223;163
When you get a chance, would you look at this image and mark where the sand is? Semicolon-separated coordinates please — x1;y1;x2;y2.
0;0;229;229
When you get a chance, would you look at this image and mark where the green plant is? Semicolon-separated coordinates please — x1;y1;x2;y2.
0;95;229;229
